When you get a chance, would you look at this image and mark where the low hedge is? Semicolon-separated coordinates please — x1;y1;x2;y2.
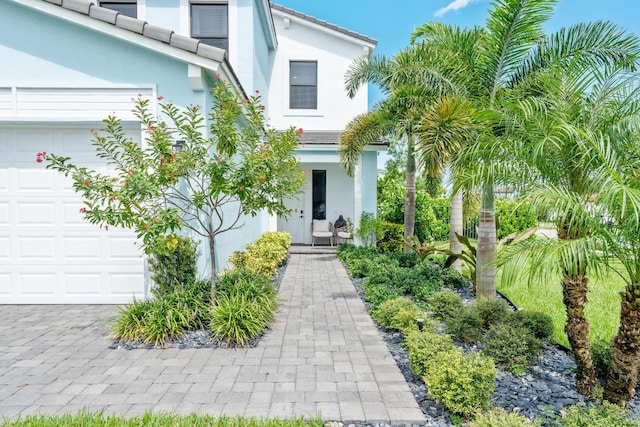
228;231;290;278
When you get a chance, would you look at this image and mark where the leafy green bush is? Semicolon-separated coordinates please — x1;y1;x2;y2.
471;298;510;330
355;212;384;247
347;257;387;278
442;268;471;290
591;338;612;379
405;330;455;377
336;243;380;265
445;307;483;343
371;297;429;334
388;251;421;268
471;408;541;426
427;289;464;321
216;269;276;301
423;347;496;416
483;323;541;374
228;232;290;278
496;198;537;240
507;310;554;341
110;280;211;345
560;402;638;427
148;235;198;297
377;221;404;253
363;282;400;308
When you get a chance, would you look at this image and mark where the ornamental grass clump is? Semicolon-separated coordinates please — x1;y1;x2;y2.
209;268;277;346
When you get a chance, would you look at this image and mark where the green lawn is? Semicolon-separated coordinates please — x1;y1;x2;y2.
0;412;323;427
497;267;625;348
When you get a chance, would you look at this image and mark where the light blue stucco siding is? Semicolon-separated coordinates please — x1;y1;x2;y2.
1;1;270;279
143;0;181;32
361;151;378;216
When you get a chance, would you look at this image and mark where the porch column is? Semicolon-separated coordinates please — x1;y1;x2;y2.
354;155;363;245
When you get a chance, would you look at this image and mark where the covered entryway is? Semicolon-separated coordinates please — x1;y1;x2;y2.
0;126;145;304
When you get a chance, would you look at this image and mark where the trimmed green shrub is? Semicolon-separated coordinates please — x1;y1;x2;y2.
363;282;400;308
423;347;496;416
371;297;430;334
446;307;483;343
405;330;455;377
507;310;554;341
471;298;510;330
471;408;541;426
228;231;290;278
110;280;211;345
347;257;385;278
148;235;198;297
427;289;464;321
483;323;541;374
560;402;638;427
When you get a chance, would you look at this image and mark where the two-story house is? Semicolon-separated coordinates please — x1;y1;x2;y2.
0;0;381;304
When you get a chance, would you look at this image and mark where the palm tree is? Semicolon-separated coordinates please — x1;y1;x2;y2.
415;96;479;272
340;42;469;241
413;0;640;300
498;60;640;397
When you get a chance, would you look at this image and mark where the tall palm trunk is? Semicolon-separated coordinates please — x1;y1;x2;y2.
403;135;417;244
476;184;496;298
604;281;640;405
449;187;463;273
562;272;600;397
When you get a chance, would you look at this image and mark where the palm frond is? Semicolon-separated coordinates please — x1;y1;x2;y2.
339;111;390;176
344;54;392;99
482;0;557;98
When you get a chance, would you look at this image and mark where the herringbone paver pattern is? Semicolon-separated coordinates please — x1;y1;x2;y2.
0;253;425;424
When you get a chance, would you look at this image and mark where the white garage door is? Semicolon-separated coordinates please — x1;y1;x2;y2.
0;126;146;304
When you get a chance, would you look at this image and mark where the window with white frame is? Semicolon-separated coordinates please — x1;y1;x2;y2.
290;61;318;110
100;1;137;18
190;3;229;51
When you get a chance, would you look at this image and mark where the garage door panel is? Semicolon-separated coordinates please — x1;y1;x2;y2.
64;273;102;296
110;273;145;295
64;237;101;259
0;274;10;296
18;202;55;225
19;273;58;295
0;125;146;304
18;236;57;259
16;169;55;190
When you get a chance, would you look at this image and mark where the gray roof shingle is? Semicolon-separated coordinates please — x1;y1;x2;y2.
270;3;377;46
39;0;226;63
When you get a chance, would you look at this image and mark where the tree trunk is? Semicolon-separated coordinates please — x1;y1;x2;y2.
208;233;216;301
562;273;601;397
449;187;463;273
604;283;640;406
403;136;416;247
476;184;496;299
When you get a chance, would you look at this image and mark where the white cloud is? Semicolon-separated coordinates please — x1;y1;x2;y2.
435;0;477;17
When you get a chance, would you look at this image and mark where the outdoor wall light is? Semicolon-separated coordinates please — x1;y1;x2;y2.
172;140;185;151
416;318;424;332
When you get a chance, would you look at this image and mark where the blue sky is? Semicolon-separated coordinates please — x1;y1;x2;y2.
275;0;640;106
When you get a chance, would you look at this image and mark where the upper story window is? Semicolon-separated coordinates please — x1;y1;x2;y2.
290;61;317;110
100;1;137;18
191;3;229;51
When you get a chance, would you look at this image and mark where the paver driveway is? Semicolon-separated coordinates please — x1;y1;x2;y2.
0;253;425;425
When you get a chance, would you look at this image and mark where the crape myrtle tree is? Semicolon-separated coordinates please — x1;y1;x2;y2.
41;80;306;299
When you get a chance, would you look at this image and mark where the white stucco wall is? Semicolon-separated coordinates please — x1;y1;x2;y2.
267;10;372;131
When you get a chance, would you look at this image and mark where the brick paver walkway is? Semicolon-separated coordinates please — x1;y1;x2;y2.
0;253;425;424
